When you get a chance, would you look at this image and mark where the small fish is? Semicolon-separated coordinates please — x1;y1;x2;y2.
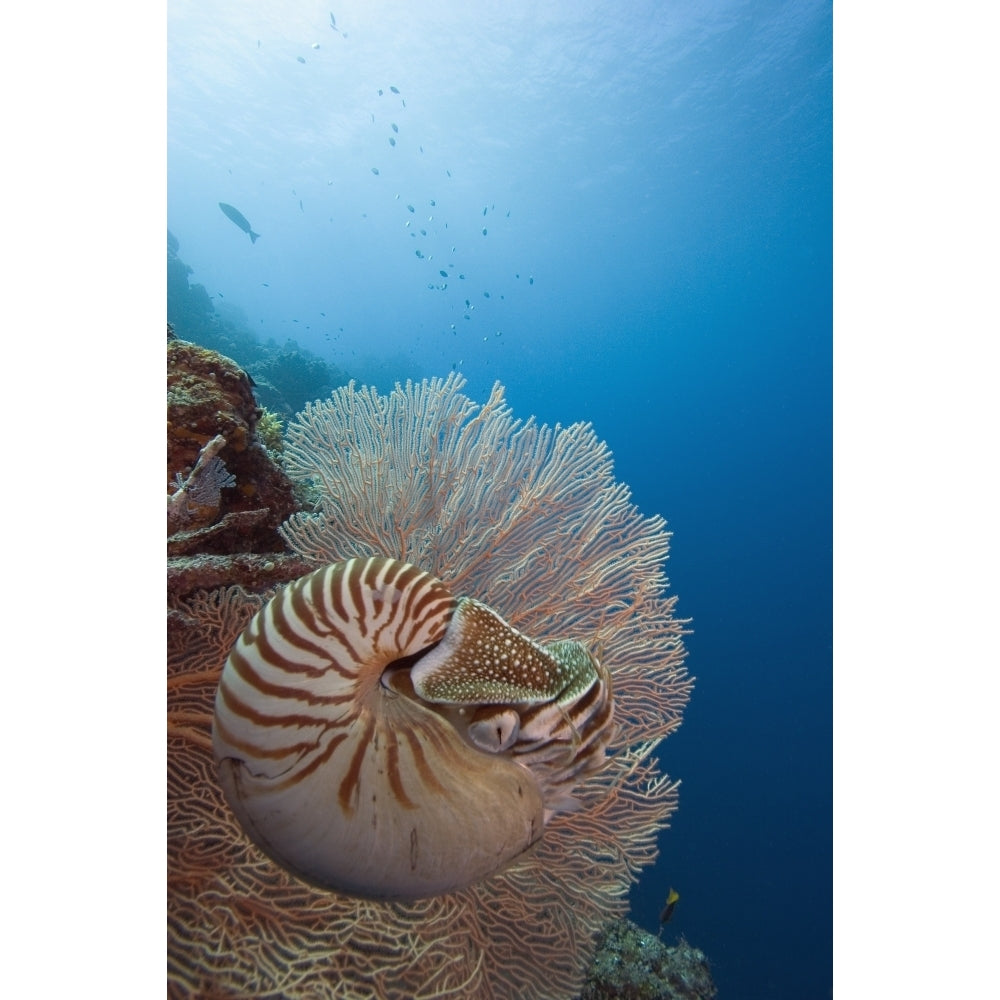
219;202;261;243
218;292;224;298
389;137;396;146
415;250;424;258
659;888;680;928
430;199;436;206
458;273;465;279
402;99;406;107
446;169;452;177
391;123;399;133
483;206;487;216
483;291;490;298
439;269;448;278
299;199;304;211
371;167;380;175
407;204;415;213
529;275;534;285
320;312;326;317
261;282;269;287
390;85;400;94
378;88;383;96
330;12;337;29
482;227;487;236
297;55;306;63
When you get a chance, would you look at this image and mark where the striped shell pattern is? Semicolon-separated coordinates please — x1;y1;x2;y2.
212;557;615;900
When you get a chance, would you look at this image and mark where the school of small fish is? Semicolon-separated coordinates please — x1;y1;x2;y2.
362;75;536;363
234;10;536;370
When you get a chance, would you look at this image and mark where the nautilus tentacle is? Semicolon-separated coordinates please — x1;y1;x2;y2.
213;556;615;901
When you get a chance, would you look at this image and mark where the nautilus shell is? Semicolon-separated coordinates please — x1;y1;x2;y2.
212;556;615;901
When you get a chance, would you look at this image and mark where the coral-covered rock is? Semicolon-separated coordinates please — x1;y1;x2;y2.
167;339;299;556
580;919;717;1000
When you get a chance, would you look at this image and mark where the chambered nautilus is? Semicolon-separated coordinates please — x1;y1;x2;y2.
212;556;615;901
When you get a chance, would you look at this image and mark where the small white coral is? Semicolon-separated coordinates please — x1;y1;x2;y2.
168;435;236;534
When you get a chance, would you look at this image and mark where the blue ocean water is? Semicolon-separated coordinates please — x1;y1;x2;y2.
168;1;832;997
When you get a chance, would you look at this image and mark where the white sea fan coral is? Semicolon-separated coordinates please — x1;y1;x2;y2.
167;434;236;532
167;374;692;999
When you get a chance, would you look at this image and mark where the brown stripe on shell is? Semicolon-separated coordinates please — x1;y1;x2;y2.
212;709;319;764
384;723;418;810
326;560;354;637
225;643;352;708
269;575;355;671
216;671;327;736
337;712;376;812
400;722;450;797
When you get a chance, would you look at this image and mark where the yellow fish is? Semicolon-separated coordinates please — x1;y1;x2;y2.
659;887;680;926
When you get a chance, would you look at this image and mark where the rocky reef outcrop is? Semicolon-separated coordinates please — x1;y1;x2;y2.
579;919;717;1000
167;337;312;598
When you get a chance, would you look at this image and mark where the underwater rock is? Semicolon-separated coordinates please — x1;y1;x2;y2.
166;551;316;597
579;919;717;1000
167;339;299;566
167;241;215;338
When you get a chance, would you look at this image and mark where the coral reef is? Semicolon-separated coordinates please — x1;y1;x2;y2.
579;919;717;1000
248;347;347;418
167;339;301;595
167;234;349;416
167;375;694;998
167;236;217;340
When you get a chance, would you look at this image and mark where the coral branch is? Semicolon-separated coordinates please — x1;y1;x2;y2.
168;434;235;534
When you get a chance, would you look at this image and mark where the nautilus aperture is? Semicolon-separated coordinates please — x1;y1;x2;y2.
212;556;615;901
